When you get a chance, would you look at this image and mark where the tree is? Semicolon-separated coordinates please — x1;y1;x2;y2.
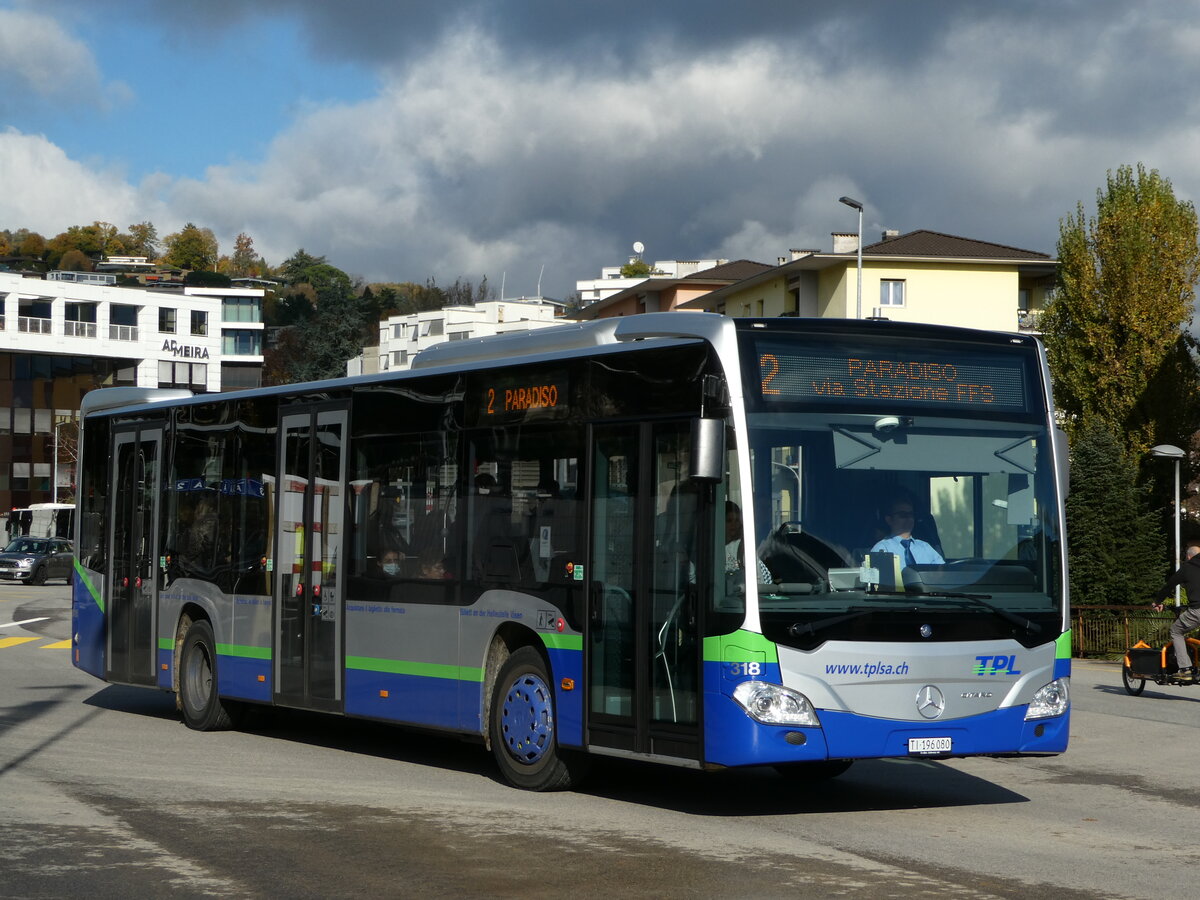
1065;420;1166;604
229;232;257;277
278;249;327;285
59;249;92;272
1040;164;1200;456
18;231;45;259
124;222;160;260
620;259;653;278
162;223;219;270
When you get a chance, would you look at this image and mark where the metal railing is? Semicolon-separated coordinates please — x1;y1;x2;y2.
18;316;52;334
1071;606;1177;659
109;324;138;341
64;320;97;338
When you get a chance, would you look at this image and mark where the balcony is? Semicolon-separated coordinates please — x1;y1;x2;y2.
109;324;139;342
1017;309;1042;334
18;316;52;335
64;320;98;338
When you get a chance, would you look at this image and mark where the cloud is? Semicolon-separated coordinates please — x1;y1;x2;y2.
0;9;117;109
0;129;148;233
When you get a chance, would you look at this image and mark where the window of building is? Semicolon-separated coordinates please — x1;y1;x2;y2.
880;280;906;307
393;323;406;339
222;330;262;356
220;365;261;391
448;331;469;341
160;308;177;333
1018;289;1031;312
392;350;408;367
159;361;207;390
191;310;208;336
221;296;261;323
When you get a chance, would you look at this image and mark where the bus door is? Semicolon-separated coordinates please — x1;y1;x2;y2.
587;421;704;762
274;403;348;712
107;424;164;686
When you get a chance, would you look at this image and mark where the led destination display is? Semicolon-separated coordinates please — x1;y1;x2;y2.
752;343;1031;412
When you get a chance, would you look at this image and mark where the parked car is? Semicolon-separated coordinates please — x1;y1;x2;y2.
0;537;74;585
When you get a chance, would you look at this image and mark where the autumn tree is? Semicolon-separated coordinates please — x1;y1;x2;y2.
59;249;93;272
18;231;46;259
162;223;219;270
229;232;257;277
1040;164;1200;456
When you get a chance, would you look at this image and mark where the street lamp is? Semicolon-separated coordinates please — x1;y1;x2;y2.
1152;443;1186;606
839;196;864;320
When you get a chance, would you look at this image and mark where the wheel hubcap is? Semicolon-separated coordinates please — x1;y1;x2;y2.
500;672;553;764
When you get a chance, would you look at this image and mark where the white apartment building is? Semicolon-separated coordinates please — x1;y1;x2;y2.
350;299;563;375
0;271;265;510
575;257;728;306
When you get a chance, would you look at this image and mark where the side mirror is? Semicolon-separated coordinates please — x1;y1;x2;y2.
690;417;724;482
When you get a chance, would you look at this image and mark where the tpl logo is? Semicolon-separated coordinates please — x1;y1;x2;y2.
973;654;1021;676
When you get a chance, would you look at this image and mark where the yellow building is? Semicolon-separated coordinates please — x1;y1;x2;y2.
679;230;1056;334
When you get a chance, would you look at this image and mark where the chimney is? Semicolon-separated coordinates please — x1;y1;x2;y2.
881;229;899;241
777;257;787;266
790;249;818;260
832;232;859;254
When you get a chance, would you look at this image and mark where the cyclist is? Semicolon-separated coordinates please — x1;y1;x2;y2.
1152;542;1200;680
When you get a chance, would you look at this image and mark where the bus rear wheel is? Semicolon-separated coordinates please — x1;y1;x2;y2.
179;618;237;731
490;646;583;791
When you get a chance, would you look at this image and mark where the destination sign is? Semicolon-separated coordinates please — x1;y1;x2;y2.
469;370;569;424
752;344;1030;412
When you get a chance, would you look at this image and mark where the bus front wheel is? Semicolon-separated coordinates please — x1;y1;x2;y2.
489;646;583;791
179;618;237;731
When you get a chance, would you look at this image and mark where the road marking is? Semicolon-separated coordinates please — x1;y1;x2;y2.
39;639;72;649
1;617;49;629
0;636;40;649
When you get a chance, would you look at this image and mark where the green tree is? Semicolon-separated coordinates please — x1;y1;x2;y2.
278;249;327;285
1040;164;1200;456
1065;420;1166;604
123;222;160;260
162;223;219;270
620;259;653;278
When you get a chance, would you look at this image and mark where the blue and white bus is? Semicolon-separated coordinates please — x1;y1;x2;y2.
71;313;1069;790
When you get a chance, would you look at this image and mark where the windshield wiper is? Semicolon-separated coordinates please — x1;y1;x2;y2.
873;589;1042;635
787;596;921;638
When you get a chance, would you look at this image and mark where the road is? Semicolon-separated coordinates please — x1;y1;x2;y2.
2;582;1198;899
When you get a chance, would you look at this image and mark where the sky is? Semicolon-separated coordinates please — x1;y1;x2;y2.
3;0;1200;301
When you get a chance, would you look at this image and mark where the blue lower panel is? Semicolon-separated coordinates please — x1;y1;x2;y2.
821;705;1069;758
548;647;584;748
72;581;105;678
345;669;478;732
217;654;272;703
704;692;1069;768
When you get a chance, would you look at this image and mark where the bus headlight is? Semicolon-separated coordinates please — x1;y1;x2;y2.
733;681;820;726
1025;677;1069;720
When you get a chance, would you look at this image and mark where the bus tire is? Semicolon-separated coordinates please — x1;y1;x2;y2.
179;618;235;731
775;759;854;780
489;646;580;791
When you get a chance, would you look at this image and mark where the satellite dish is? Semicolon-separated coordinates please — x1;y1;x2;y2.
632;241;644;255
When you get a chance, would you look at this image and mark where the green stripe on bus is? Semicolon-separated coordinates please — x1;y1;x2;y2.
703;630;779;664
73;560;103;613
1056;630;1072;659
540;632;583;651
346;655;485;682
158;637;173;651
217;643;272;660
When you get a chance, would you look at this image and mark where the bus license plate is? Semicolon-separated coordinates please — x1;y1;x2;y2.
908;737;952;755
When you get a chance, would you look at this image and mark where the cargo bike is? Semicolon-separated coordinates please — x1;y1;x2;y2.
1122;627;1200;695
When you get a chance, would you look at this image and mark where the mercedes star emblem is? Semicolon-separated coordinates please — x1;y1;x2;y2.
916;685;945;719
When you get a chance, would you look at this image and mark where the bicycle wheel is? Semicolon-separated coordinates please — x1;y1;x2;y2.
1122;662;1146;696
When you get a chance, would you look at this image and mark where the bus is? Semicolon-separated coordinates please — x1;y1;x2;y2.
71;313;1070;790
7;503;75;541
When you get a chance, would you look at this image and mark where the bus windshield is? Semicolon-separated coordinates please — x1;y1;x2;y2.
738;326;1063;649
746;410;1062;648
